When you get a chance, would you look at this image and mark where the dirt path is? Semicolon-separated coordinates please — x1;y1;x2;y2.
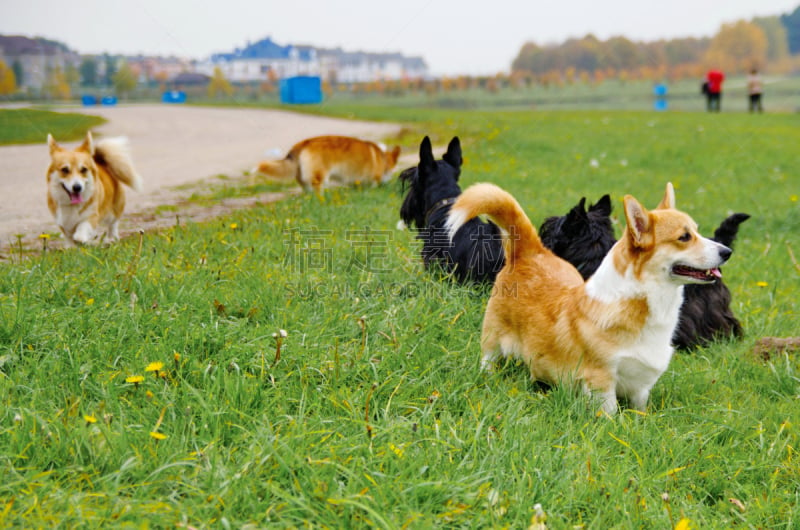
0;104;401;254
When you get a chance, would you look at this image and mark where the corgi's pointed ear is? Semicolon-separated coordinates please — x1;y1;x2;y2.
78;131;95;155
390;145;401;163
624;195;652;247
656;182;675;210
443;136;462;169
47;134;60;155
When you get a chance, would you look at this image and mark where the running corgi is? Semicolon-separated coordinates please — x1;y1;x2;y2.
47;132;142;246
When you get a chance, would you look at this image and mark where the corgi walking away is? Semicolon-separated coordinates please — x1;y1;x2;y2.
255;135;400;193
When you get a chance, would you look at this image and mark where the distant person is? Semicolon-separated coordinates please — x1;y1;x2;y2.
747;68;763;113
705;69;724;112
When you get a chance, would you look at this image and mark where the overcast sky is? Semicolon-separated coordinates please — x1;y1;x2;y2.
1;0;797;75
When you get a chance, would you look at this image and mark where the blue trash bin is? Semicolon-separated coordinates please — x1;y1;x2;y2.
162;91;187;104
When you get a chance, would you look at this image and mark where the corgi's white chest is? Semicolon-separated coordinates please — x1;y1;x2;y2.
56;204;87;235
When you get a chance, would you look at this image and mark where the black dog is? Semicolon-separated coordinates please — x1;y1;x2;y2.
399;136;504;283
673;213;750;350
540;196;749;350
539;195;616;279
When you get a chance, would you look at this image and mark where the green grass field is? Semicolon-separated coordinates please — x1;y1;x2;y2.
0;108;106;146
1;107;799;528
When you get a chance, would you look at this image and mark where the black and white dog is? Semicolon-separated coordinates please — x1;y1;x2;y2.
399;136;504;283
540;195;749;350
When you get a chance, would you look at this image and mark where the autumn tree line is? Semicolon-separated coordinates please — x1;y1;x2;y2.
512;13;800;83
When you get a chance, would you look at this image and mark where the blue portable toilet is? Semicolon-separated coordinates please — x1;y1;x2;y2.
280;76;323;104
101;96;117;106
81;95;98;106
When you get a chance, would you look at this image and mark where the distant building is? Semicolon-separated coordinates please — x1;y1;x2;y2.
0;35;79;89
318;48;428;83
125;55;192;83
199;37;428;84
196;37;319;82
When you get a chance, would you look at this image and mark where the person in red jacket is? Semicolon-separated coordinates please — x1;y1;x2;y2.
705;69;725;112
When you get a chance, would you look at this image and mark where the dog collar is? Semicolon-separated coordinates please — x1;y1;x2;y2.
425;197;457;224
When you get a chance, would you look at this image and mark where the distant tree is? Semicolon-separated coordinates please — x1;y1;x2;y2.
661;37;709;66
153;70;169;91
43;65;71;100
80;57;98;86
512;42;565;75
780;6;800;54
706;20;768;73
512;42;540;72
112;61;137;97
0;60;17;95
65;64;80;88
754;16;790;62
11;59;23;87
605;36;642;70
103;55;117;86
207;66;233;98
561;35;602;72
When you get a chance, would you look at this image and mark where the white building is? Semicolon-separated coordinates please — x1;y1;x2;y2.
199;37;428;83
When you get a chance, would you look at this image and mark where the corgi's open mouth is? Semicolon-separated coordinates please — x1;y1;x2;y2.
62;183;83;205
671;264;721;283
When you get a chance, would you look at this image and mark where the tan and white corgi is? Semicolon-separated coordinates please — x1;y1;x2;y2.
445;182;731;414
46;132;142;246
255;135;400;193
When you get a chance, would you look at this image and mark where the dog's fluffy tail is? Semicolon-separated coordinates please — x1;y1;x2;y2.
445;182;543;263
254;156;298;180
713;213;750;248
94;137;143;192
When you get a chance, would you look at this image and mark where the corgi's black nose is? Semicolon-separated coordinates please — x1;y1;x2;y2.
719;245;732;262
72;183;83;193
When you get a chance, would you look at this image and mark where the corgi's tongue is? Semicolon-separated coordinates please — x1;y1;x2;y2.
710;268;722;279
69;192;83;205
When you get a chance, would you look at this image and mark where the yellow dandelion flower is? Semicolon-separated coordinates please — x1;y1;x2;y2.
145;361;164;373
146;390;154;399
38;233;50;240
389;443;405;458
756;281;768;287
83;414;97;424
229;223;238;230
125;375;144;384
674;518;694;530
86;298;95;306
173;352;181;362
149;431;167;441
791;195;798;202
